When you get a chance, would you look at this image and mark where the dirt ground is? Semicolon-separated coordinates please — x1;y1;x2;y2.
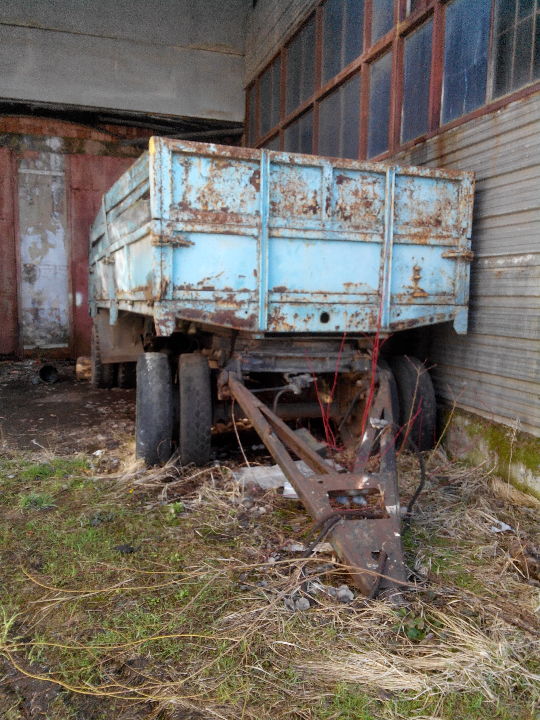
0;360;135;454
0;360;539;720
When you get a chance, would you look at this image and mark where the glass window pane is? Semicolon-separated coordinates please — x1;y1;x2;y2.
344;1;364;66
535;11;540;78
494;0;538;98
407;0;424;15
247;85;256;145
518;0;535;19
514;16;534;87
319;73;360;158
368;51;392;158
402;20;432;142
284;110;313;153
260;56;281;137
441;0;490;124
496;0;516;34
371;0;394;43
322;0;364;84
494;29;514;96
286;15;316;114
263;135;280;151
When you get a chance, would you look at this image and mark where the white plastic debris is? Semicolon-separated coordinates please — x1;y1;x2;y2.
234;458;343;500
490;520;514;533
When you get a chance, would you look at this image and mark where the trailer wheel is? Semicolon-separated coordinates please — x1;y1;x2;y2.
178;353;211;466
389;355;436;451
118;362;136;389
136;353;173;465
91;323;116;388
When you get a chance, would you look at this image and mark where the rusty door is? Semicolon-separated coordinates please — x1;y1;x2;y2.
0;148;19;355
68;154;133;356
17;152;70;349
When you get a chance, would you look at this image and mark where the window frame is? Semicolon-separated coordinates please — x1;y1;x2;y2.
244;0;540;159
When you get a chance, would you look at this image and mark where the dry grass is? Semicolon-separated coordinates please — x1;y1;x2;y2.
1;444;539;719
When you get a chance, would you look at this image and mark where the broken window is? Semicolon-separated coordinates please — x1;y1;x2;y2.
401;19;433;143
322;0;364;84
441;0;490;124
368;51;392;158
286;15;316;115
318;72;361;158
493;0;540;98
260;56;281;137
371;0;394;42
284;109;313;153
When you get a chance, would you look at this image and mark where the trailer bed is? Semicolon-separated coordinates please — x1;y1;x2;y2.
89;139;474;336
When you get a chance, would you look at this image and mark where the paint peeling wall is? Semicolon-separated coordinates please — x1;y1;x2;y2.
0;117;141;357
17;151;69;348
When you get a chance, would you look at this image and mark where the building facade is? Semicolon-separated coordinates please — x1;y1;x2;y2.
0;0;538;457
0;0;247;356
244;0;540;444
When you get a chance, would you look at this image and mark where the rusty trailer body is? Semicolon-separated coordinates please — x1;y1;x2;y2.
89;138;474;337
88;138;474;596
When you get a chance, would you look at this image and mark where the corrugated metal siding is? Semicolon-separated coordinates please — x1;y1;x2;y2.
393;93;540;437
245;0;317;82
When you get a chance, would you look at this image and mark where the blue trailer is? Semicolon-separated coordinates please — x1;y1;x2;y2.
89;138;474;595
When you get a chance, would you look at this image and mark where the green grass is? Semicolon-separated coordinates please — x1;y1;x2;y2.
18;491;56;510
0;449;538;720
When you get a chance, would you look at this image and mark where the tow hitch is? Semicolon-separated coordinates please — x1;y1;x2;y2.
218;365;407;598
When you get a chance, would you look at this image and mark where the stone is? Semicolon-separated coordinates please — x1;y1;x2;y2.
336;584;354;603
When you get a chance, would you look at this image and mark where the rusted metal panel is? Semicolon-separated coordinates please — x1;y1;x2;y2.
90;138;474;337
68;154;134;356
0;148;19;355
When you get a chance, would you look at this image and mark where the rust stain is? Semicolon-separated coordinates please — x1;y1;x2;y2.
175;307;257;330
249;168;260;192
407;265;428;298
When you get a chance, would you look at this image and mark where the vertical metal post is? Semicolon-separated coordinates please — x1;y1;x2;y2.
380;166;396;329
257;150;270;331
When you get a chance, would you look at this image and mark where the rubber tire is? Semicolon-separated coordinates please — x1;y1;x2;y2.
178;353;212;466
118;362;136;389
136;353;173;466
388;355;436;451
91;323;116;388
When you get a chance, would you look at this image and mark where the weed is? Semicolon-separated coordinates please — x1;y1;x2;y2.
18;491;56;510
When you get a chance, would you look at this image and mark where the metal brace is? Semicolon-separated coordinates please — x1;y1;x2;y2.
219;366;407;597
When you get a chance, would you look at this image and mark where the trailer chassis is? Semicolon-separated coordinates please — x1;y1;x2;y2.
218;363;407;598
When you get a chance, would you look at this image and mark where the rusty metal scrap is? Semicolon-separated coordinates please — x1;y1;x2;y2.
219;367;407;598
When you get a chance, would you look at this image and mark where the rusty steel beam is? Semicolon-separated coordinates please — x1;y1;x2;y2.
220;368;407;597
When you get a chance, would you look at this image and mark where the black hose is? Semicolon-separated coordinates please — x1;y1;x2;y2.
403;438;427;527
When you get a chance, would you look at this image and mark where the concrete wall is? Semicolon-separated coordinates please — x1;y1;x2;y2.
0;0;249;122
